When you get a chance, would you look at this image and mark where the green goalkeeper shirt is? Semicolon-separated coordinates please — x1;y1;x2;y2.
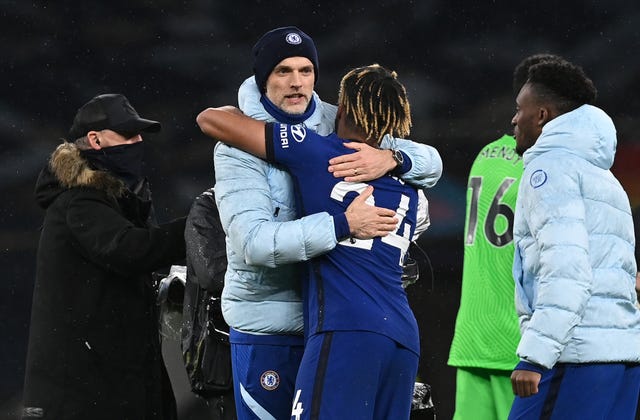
448;134;523;370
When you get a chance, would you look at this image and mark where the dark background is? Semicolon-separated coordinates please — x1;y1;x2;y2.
2;1;640;418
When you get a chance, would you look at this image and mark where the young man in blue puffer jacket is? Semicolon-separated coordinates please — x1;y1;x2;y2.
509;58;640;419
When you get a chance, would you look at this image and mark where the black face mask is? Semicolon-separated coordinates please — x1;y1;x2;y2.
80;142;145;189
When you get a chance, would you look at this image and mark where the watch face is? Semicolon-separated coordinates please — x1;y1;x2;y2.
394;150;404;165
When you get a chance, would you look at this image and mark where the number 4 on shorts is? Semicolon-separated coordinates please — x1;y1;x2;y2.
291;389;304;420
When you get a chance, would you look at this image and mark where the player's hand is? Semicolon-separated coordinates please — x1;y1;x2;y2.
345;186;397;239
328;143;396;182
511;369;541;397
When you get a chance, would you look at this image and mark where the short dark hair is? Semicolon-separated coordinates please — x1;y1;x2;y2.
338;64;411;145
526;60;597;114
512;53;565;94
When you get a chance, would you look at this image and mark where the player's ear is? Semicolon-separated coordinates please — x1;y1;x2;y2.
537;106;552;127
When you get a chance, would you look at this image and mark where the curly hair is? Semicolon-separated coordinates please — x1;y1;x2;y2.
338;64;411;145
512;53;566;94
527;60;597;114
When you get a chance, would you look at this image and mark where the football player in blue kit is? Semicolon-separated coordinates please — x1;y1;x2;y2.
197;63;420;419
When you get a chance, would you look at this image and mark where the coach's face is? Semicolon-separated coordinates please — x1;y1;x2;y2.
265;56;314;115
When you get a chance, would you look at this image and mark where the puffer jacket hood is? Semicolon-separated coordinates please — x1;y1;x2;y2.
35;142;125;210
523;104;616;170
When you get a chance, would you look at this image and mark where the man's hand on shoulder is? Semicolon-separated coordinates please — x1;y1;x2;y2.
345;186;397;239
328;143;396;182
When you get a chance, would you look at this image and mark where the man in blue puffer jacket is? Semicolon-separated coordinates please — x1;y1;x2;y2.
508;58;640;419
213;26;442;419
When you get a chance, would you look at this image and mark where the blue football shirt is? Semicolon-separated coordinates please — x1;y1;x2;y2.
265;122;420;355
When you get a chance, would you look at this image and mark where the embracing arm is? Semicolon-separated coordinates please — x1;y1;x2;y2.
214;144;333;267
213;144;397;267
328;135;443;189
197;106;268;158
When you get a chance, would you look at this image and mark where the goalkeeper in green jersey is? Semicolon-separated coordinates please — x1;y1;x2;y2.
448;54;565;420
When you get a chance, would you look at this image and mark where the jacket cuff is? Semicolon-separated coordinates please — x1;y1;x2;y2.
514;360;546;374
332;213;351;241
393;150;412;175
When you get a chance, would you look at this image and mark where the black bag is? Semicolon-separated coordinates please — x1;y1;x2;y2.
182;285;233;397
181;189;234;397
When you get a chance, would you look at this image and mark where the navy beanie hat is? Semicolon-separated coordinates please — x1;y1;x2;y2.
252;26;319;94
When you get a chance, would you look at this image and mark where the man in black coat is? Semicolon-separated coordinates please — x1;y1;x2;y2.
22;94;186;419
